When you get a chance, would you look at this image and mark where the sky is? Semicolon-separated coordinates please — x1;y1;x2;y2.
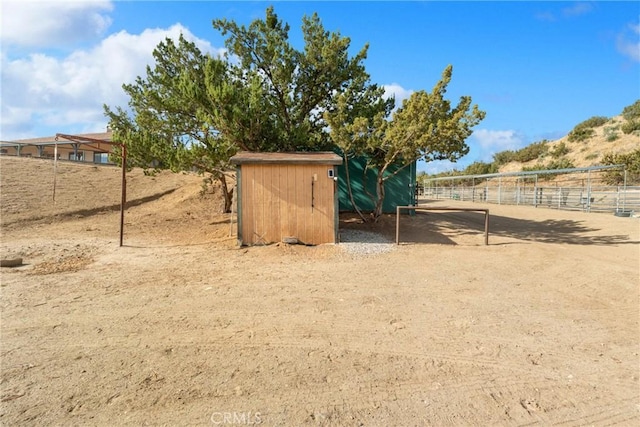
1;1;638;173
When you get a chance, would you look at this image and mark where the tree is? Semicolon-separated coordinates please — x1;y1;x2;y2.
212;6;370;151
326;65;485;220
104;35;239;212
105;7;373;213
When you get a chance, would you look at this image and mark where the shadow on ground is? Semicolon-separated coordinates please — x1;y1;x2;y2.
2;189;178;227
340;211;637;246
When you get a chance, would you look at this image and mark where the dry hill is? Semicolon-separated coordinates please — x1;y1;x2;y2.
500;115;639;174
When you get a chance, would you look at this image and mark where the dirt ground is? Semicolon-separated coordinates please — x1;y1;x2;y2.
1;156;639;426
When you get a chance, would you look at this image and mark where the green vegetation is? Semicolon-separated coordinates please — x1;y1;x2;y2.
549;141;570;158
514;140;549;162
492;150;516;166
491;140;549;166
567;116;609;142
522;158;575;172
105;7;484;217
621;100;640;121
326;64;485;220
604;125;620;142
621;120;640;134
620;100;640;135
522;158;576;180
602;149;640;185
463;161;498;176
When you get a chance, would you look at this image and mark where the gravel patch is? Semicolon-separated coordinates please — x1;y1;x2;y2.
339;229;395;256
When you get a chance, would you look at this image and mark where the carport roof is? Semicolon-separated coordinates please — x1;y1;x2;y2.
1;131;113;147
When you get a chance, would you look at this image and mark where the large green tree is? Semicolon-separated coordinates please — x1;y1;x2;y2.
326;65;486;220
105;7;372;212
104;34;241;211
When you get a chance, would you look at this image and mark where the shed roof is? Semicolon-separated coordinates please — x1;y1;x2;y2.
230;151;343;165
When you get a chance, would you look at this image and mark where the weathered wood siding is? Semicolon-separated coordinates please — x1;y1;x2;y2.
240;163;336;245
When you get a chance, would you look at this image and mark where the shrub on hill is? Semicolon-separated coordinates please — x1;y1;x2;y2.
618;100;640;135
602;148;640;185
604;125;619;142
621;100;640;121
492;140;549;166
621;120;640;135
522;158;576;180
463;161;498;176
567;116;609;142
492;150;516;166
513;140;549;162
549;141;570;158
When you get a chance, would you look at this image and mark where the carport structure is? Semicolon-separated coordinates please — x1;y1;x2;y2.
1;131;115;164
1;132;130;247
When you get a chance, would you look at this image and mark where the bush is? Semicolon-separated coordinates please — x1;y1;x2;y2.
545;158;575;170
550;142;570;158
602;149;640;185
492;150;516;166
513;140;549;162
621;120;640;135
568;127;595;142
522;158;576;180
567;116;609;142
621;100;640;121
604;126;619;141
463;161;498;176
521;157;574;171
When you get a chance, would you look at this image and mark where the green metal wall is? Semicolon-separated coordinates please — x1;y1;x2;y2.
337;156;417;213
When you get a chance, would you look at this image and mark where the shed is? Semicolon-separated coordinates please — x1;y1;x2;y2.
230;152;343;246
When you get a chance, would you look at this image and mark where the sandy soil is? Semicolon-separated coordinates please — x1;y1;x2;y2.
1;156;639;426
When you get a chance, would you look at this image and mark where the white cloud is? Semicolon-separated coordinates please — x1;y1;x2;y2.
535;2;593;22
534;11;556;22
616;19;640;63
419;159;458;175
562;2;593;18
1;25;225;140
1;0;114;48
383;83;413;105
471;129;525;161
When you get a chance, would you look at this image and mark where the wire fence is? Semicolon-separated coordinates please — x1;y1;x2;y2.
421;165;639;215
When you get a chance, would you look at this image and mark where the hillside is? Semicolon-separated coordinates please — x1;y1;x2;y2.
500;114;640;173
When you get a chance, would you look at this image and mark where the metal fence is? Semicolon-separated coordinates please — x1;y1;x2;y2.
421;165;639;214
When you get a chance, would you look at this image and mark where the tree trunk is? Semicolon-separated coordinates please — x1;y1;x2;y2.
372;173;386;222
217;173;234;213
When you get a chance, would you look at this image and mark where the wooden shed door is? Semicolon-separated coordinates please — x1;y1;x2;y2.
241;164;337;245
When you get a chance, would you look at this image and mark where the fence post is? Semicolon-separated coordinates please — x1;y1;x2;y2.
472;178;476;202
623;169;627;212
587;170;592;212
395;206;401;244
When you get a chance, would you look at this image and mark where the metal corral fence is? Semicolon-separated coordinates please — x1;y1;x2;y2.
421;165;639;215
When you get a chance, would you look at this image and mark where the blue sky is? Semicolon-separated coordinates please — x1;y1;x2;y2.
1;1;638;173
